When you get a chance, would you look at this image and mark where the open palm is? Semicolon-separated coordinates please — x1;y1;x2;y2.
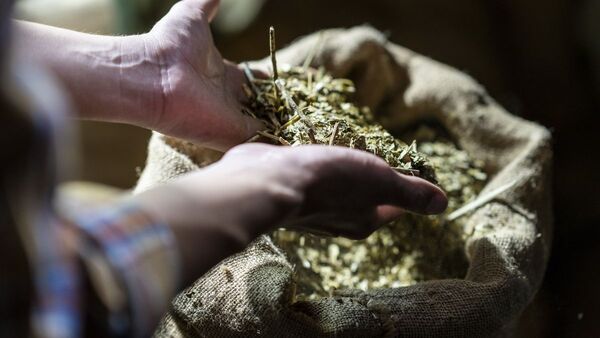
145;0;263;151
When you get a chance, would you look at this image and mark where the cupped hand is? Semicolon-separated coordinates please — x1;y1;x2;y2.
144;0;263;151
163;143;447;240
136;143;447;283
218;144;447;238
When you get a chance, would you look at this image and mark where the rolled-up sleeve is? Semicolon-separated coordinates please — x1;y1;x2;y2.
71;202;180;337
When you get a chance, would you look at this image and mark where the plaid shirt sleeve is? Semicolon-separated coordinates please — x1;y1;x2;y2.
72;201;180;338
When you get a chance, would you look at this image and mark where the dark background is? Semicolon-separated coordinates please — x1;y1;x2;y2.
20;0;599;336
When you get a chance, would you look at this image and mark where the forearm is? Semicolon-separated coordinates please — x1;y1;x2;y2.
71;201;179;337
69;175;278;335
133;183;257;287
12;20;162;126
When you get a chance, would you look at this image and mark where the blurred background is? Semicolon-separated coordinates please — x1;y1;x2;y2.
13;0;600;336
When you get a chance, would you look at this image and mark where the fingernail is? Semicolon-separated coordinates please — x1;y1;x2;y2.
426;192;448;214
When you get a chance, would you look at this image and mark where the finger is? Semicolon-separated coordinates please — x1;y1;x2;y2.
224;61;250;102
296;146;448;215
289;205;403;240
228;62;270;103
223;143;278;159
387;173;448;215
217;62;266;149
245;64;270;79
343;149;447;214
184;0;220;22
205;113;264;151
286;209;380;240
201;0;220;22
375;205;405;225
367;173;447;215
240;113;266;141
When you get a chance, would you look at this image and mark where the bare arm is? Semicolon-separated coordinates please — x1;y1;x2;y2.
13;0;263;151
74;143;447;336
13;21;161;126
132;144;448;287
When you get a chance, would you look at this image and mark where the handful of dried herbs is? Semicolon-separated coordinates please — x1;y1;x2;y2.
243;28;487;299
242;28;435;182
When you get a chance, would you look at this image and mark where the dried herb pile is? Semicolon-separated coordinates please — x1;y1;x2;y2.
243;28;487;299
242;28;435;182
270;126;487;299
242;64;439;180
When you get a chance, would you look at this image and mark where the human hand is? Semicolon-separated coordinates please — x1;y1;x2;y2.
208;144;448;238
13;0;260;149
135;144;447;282
144;0;263;151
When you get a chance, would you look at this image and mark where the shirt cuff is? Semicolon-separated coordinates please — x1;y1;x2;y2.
74;201;180;337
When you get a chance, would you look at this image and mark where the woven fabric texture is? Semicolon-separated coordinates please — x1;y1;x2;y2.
137;26;553;338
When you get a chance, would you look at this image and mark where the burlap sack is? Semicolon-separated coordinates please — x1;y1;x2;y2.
137;26;552;337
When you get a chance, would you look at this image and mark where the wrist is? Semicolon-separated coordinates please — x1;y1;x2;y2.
71;201;180;336
133;181;254;284
111;34;165;129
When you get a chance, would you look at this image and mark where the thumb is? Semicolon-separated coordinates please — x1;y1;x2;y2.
195;0;220;22
178;0;221;22
237;114;266;146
